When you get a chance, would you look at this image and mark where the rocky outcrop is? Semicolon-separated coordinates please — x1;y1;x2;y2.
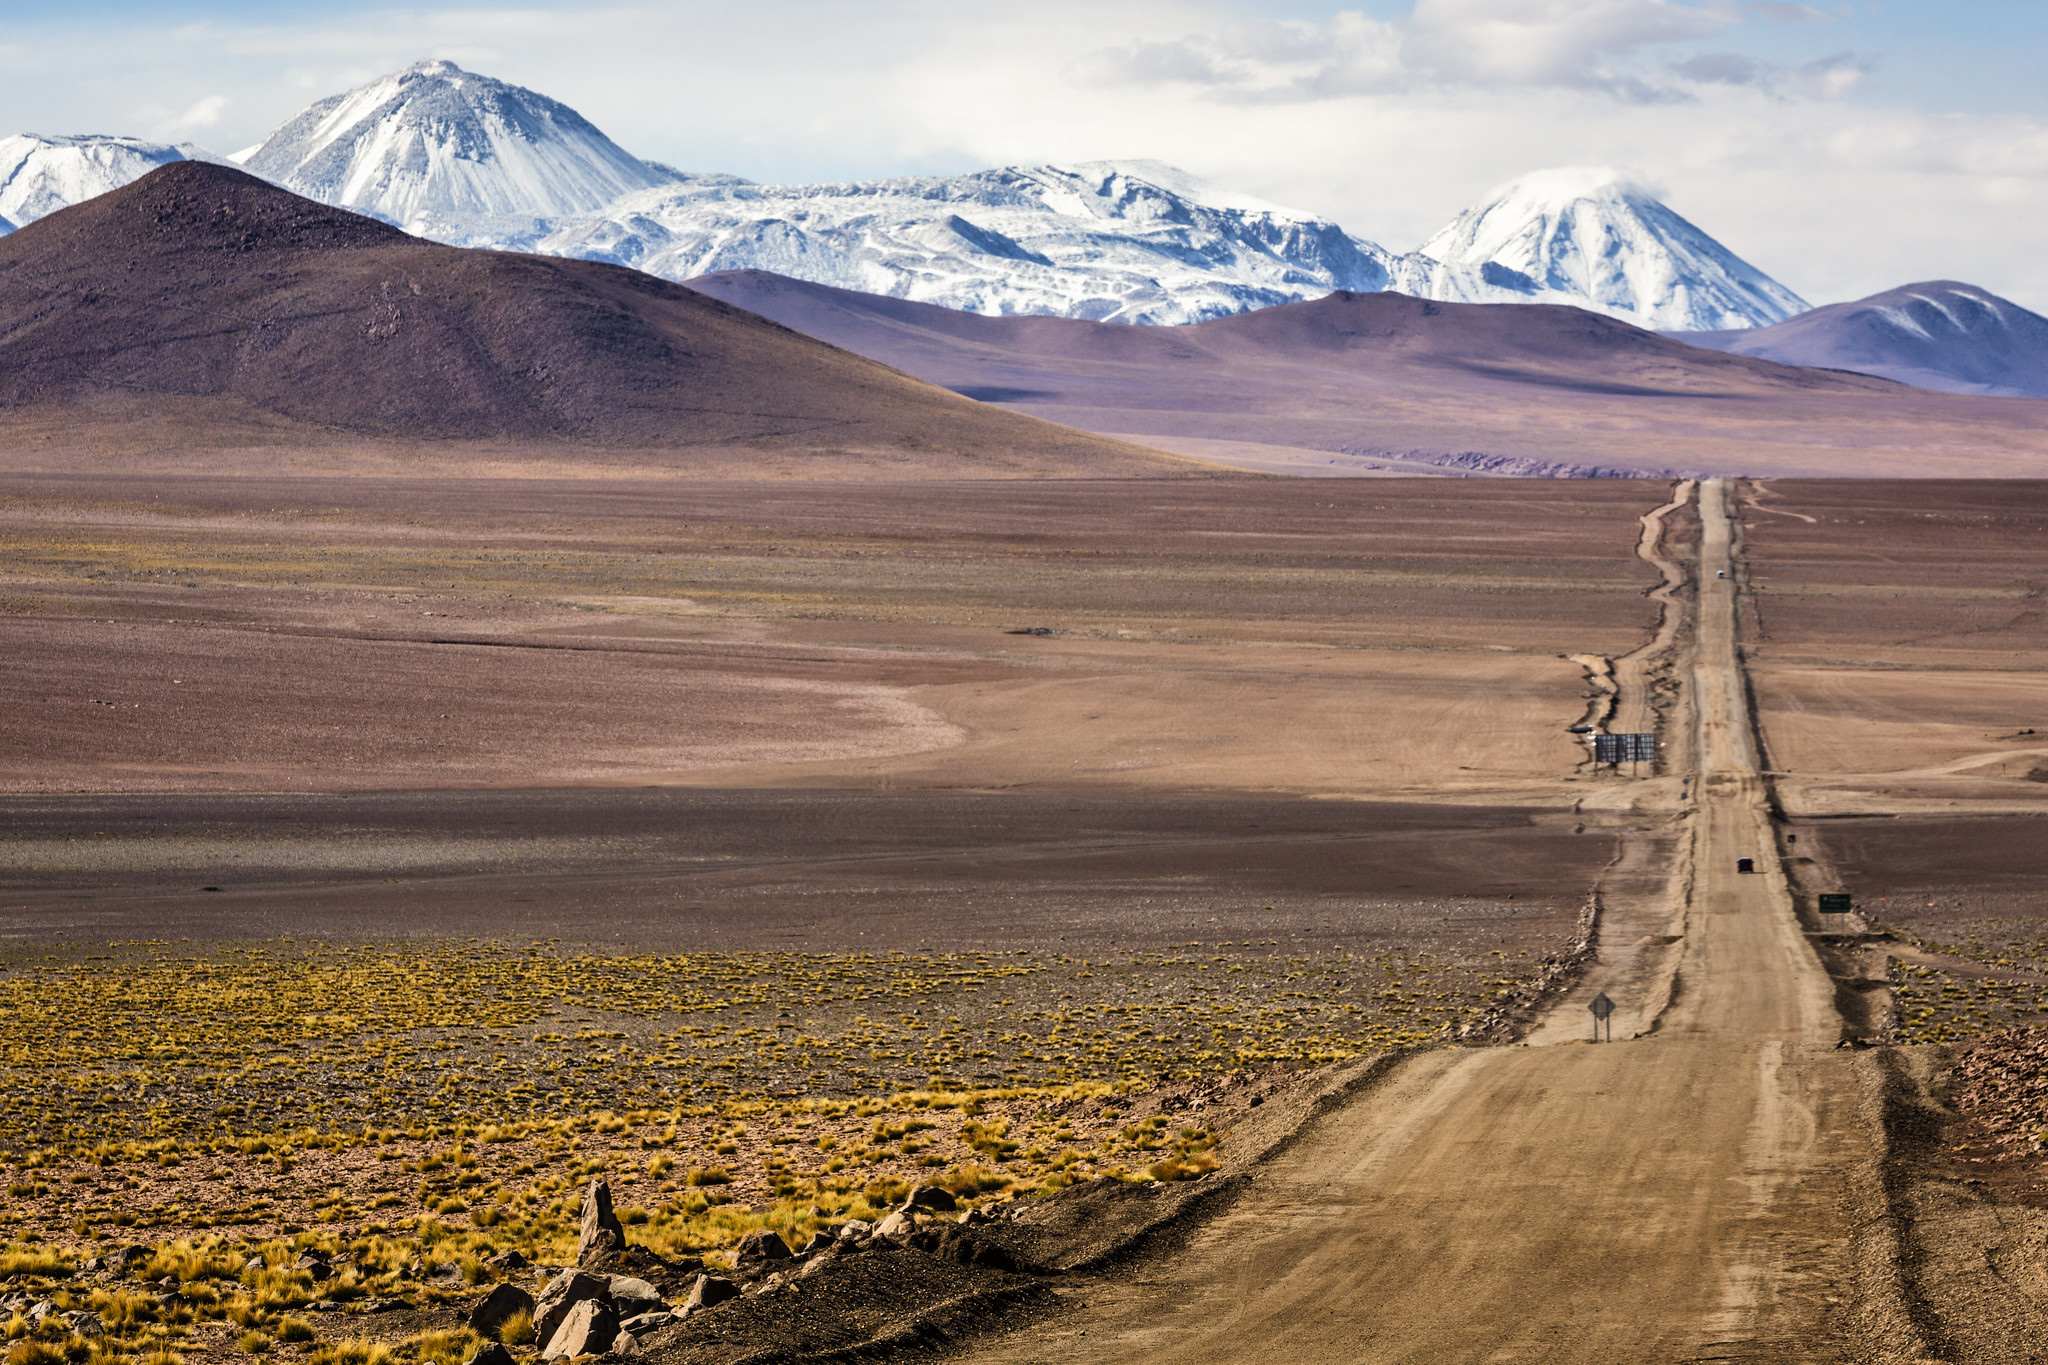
576;1179;626;1267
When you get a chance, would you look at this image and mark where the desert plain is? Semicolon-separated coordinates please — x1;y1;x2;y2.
3;464;2048;1363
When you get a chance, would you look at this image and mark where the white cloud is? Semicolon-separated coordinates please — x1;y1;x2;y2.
1402;0;1727;96
171;93;228;130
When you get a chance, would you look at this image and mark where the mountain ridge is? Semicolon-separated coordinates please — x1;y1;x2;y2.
0;161;1191;477
0;62;1810;333
682;267;2048;478
1672;280;2048;397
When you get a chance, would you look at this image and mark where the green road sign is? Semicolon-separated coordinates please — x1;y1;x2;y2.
1818;893;1853;913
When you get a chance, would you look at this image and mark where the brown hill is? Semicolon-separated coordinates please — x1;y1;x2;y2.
688;269;2048;477
0;163;1192;477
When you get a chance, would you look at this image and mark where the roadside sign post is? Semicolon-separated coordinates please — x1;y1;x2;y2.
1818;893;1853;928
1593;733;1657;774
1588;992;1616;1043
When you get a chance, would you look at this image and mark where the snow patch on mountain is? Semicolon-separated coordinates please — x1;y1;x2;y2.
1413;166;1807;331
239;60;680;231
0;67;1812;335
1674;281;2048;397
518;160;1395;325
0;134;223;231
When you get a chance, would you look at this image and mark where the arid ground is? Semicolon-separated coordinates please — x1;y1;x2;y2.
6;472;2048;1364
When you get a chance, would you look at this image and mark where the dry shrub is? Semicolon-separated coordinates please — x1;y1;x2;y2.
274;1319;316;1345
307;1340;389;1365
236;1332;273;1355
7;1342;66;1365
0;1250;70;1279
496;1311;534;1348
1144;1150;1219;1182
937;1164;1010;1197
404;1330;477;1365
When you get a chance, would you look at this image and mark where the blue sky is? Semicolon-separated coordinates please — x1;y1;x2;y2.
6;1;2048;307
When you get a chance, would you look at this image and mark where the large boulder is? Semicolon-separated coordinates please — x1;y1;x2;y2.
603;1277;662;1319
543;1299;619;1360
732;1230;791;1267
679;1275;739;1315
532;1270;609;1348
872;1210;917;1241
468;1283;535;1339
468;1346;517;1365
576;1180;626;1267
903;1185;958;1212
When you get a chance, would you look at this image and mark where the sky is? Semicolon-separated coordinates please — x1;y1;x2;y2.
5;0;2048;309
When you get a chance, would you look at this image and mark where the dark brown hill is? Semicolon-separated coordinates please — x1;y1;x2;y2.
0;163;1190;476
689;269;2048;477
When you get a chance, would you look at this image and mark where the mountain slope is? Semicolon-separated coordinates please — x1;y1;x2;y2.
526;158;1393;325
0;162;1190;475
686;268;2048;478
1410;167;1807;331
0;134;222;231
239;60;680;234
1674;281;2048;397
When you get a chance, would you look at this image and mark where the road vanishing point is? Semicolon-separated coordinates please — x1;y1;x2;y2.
966;479;1882;1364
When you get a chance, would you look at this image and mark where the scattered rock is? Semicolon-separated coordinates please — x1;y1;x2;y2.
357;1298;408;1314
485;1250;528;1273
680;1275;739;1315
292;1253;332;1277
543;1298;620;1359
733;1230;791;1266
794;1247;842;1280
608;1334;642;1357
468;1282;536;1338
467;1345;517;1365
797;1232;835;1256
112;1246;150;1270
533;1270;609;1347
835;1220;874;1243
576;1180;626;1268
308;1300;343;1313
63;1311;104;1339
873;1210;918;1241
618;1311;672;1337
907;1223;1021;1272
903;1186;958;1212
26;1302;57;1326
603;1276;662;1319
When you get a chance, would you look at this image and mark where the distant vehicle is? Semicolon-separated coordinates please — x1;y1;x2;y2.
1717;570;1728;579
1736;857;1755;873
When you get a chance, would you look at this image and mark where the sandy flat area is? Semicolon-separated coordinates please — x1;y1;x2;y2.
0;474;1663;801
1741;479;2048;816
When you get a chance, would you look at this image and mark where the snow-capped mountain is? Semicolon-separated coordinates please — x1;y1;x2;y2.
1674;281;2048;397
1407;167;1807;331
0;66;1811;332
238;60;680;234
521;160;1394;325
0;134;222;232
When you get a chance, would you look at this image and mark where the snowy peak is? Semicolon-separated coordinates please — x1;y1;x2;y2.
0;134;223;231
1675;280;2048;397
240;59;680;230
531;159;1393;325
1415;166;1807;331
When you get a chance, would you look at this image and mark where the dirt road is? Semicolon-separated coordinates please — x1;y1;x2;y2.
965;481;1880;1363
